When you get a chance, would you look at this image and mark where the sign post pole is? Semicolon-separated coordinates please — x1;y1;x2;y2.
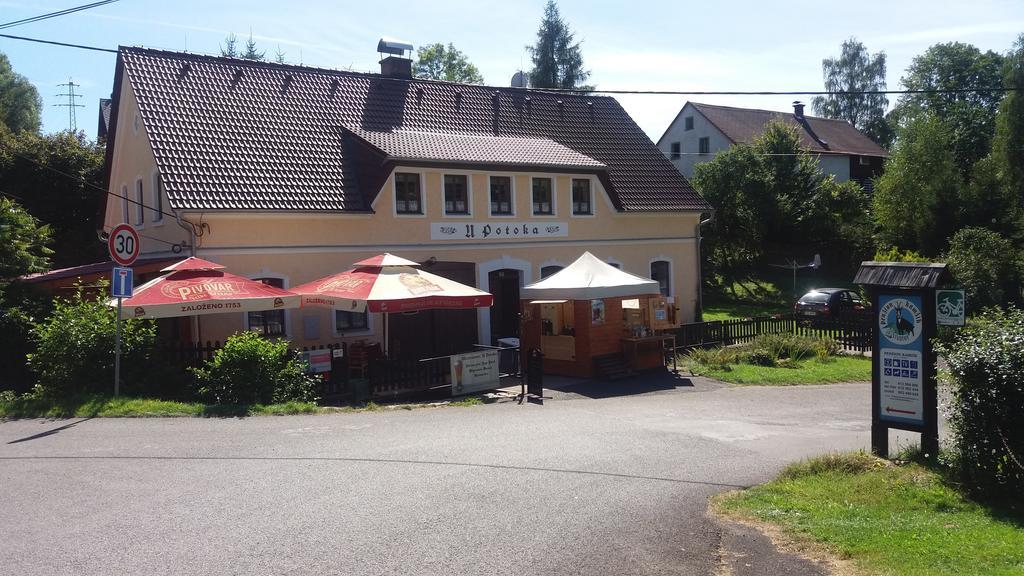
108;223;139;398
114;296;122;397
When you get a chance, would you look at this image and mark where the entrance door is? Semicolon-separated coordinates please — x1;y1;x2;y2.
488;268;521;345
387;261;478;359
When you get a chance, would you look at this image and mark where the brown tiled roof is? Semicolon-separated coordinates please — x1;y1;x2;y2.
345;127;605;169
689;102;888;157
112;47;709;213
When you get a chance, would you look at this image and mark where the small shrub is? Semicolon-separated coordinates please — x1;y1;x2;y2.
936;307;1024;508
747;333;823;363
780;451;887;480
746;349;776;367
191;331;319;405
685;346;739;370
27;283;160;397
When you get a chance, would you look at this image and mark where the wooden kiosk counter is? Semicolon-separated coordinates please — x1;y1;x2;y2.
519;252;679;378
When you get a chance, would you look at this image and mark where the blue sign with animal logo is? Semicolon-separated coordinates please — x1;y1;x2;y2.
877;294;924;425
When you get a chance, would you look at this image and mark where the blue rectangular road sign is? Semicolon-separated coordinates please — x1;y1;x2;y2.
112;267;134;298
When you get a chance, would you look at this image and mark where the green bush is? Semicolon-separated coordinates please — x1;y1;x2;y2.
944;227;1023;311
191;331;318;405
684;346;739;370
746;333;827;363
936;307;1024;508
27;283;160;397
746;349;776;367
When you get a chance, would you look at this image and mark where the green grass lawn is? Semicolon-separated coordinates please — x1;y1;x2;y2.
701;301;790;321
0;393;490;419
716;453;1024;576
686;355;871;385
0;394;324;418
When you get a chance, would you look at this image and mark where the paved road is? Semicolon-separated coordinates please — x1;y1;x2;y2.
0;377;921;575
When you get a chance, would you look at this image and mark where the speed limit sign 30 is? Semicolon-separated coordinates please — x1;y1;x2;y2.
108;223;140;266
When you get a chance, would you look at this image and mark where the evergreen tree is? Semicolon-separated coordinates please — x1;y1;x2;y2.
241;32;265;61
220;33;239;57
527;1;592;90
812;38;889;146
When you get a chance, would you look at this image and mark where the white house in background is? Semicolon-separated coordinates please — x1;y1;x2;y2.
656;101;888;190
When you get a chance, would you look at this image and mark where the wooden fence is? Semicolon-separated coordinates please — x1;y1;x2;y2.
673;312;873;353
369;356;450;398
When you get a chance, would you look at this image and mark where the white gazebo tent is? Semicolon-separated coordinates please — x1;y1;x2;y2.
521;251;660;300
519;252;676;378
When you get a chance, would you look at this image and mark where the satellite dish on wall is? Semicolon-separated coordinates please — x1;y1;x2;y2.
510;71;526;88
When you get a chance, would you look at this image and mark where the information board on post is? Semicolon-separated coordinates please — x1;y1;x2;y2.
935;289;966;326
450;349;500;395
877;294;925;427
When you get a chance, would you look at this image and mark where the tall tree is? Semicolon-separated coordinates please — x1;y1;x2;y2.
992;33;1024;233
812;39;889;146
527;0;592;90
694;120;874;292
0;127;106;268
873;113;962;256
0;196;51;284
891;42;1005;176
0;52;42;134
414;43;484;84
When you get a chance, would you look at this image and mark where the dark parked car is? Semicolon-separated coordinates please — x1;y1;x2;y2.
793;288;868;323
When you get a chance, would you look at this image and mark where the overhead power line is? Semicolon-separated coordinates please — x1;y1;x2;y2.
0;32;117;53
0;0;120;30
0;33;1018;96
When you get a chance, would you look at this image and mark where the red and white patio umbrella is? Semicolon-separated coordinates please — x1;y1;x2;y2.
292;253;493;313
110;257;300;319
292;253;493;354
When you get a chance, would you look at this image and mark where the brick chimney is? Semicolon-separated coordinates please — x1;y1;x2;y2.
377;37;414;79
380;56;412;79
793;101;805;119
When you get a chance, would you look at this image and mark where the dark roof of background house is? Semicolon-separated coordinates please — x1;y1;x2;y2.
854;262;949;288
112;47;709;213
687;102;888;157
98;98;112;140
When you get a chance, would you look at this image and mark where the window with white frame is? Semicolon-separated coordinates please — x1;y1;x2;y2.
532;177;553;215
134;179;145;226
335;310;369;333
571;178;592;215
444;174;469;215
650;260;671;297
151;172;163;222
684;116;694;131
121;184;129;223
395;172;422;214
670;142;681;159
698;137;710;154
248;278;286;336
489;176;512;215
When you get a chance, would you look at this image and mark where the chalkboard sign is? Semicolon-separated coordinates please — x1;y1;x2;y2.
526;348;544;398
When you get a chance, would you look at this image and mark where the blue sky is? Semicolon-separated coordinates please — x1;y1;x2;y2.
2;0;1022;141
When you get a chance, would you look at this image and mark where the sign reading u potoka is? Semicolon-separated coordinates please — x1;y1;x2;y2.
430;222;568;241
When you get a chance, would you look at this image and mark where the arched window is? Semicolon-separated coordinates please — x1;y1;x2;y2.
540;265;563;279
134;179;145;226
152;172;164;223
650;260;671;297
